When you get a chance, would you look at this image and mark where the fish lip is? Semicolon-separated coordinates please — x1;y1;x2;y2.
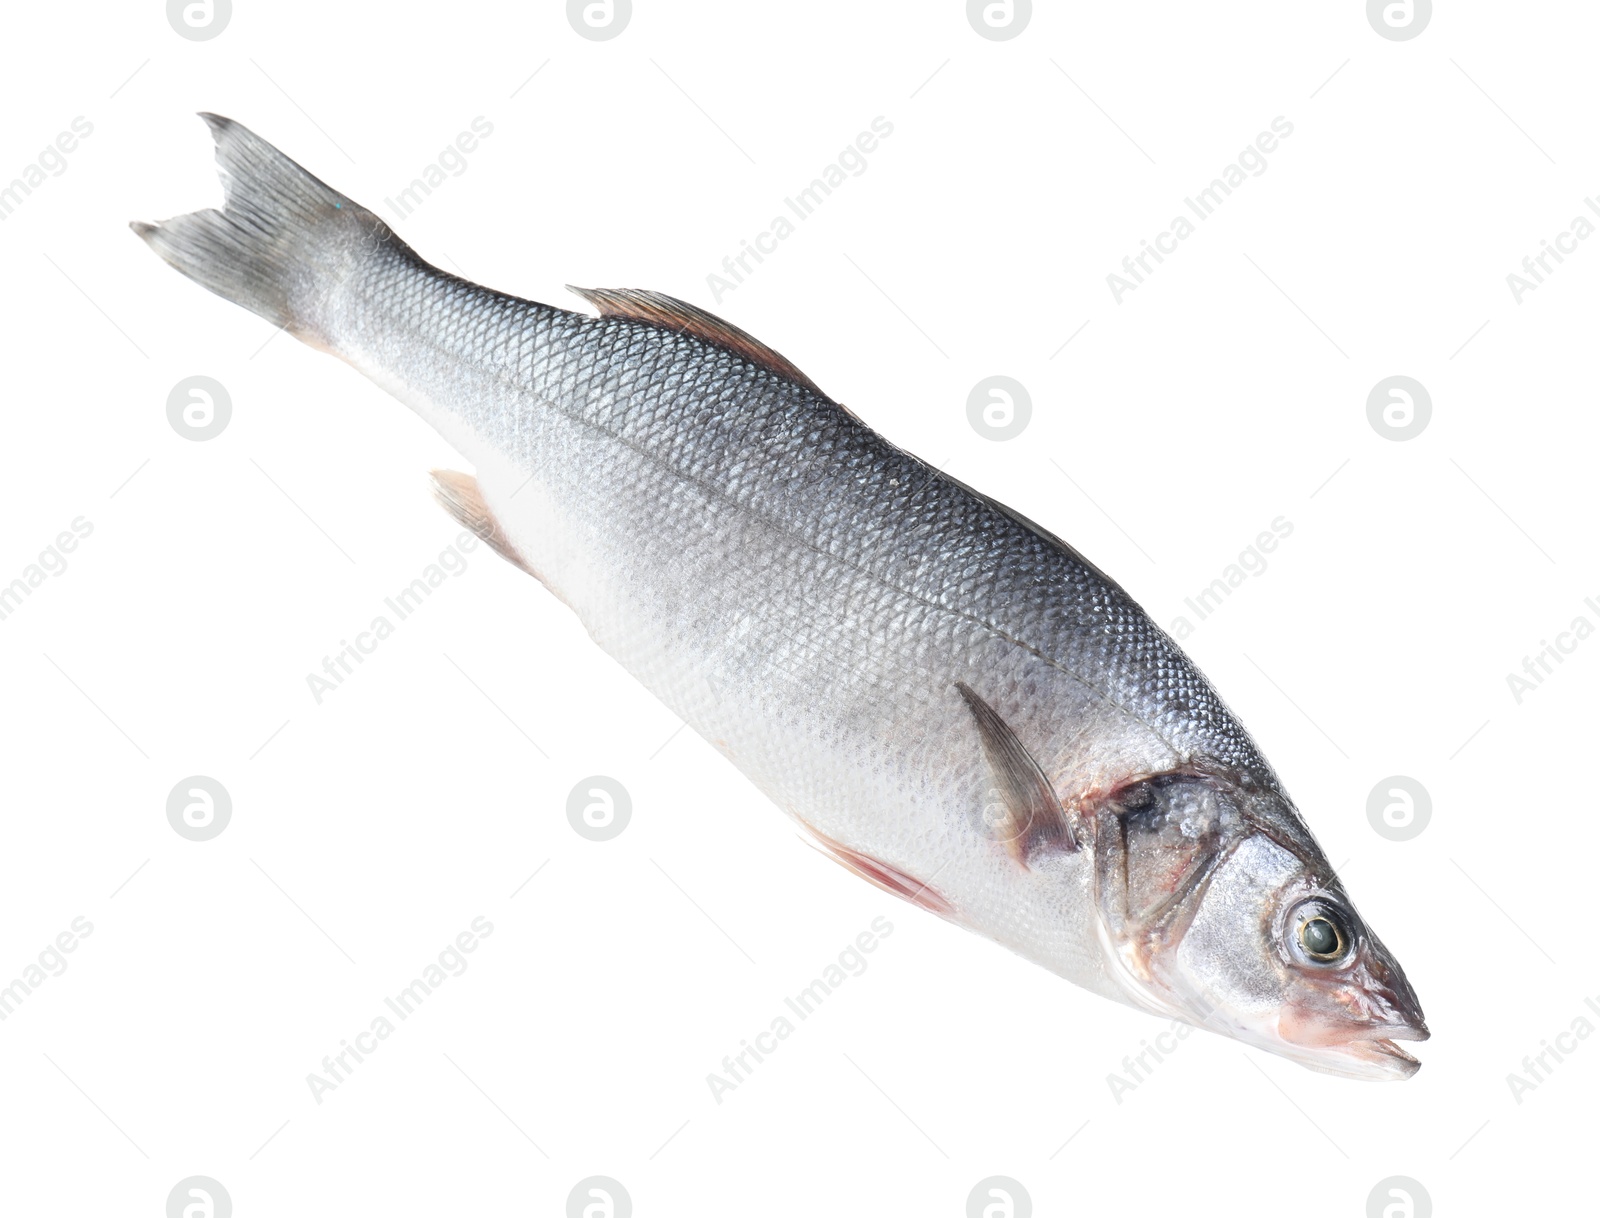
1351;1020;1430;1044
1368;1038;1421;1065
1276;1003;1430;1055
1330;1036;1422;1078
1271;1034;1423;1080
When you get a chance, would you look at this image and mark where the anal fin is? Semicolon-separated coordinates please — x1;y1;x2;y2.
429;470;537;578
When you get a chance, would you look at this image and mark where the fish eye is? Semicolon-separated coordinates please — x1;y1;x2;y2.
1301;917;1341;958
1290;903;1351;964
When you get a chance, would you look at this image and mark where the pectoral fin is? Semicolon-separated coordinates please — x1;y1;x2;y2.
956;681;1079;864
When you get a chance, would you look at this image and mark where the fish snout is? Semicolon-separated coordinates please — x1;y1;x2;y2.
1362;952;1429;1042
1279;969;1429;1047
1272;947;1428;1080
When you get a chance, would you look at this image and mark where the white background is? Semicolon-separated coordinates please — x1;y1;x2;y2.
1;1;1593;1214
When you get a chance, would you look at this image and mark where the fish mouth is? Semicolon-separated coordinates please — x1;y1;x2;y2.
1270;953;1429;1080
1282;1026;1427;1080
1274;1014;1430;1081
1098;950;1431;1080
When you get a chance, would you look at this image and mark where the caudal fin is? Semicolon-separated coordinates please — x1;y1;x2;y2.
132;113;400;346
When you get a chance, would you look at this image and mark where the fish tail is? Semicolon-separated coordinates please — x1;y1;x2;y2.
131;113;397;347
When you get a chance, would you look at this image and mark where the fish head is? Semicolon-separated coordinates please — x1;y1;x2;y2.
1091;772;1428;1080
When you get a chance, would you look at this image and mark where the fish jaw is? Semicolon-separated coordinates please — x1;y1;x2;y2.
1148;973;1430;1081
1113;949;1429;1080
1282;1030;1425;1081
1094;915;1420;1075
1241;1013;1426;1080
1271;952;1430;1079
1097;934;1428;1080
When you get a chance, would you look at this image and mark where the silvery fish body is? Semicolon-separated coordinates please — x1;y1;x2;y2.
135;115;1428;1078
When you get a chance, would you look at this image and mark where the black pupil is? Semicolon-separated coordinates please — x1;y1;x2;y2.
1303;917;1340;956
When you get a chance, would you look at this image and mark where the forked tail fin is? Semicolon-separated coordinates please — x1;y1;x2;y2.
131;113;403;347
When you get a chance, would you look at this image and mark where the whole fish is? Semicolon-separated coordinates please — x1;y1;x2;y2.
135;115;1427;1078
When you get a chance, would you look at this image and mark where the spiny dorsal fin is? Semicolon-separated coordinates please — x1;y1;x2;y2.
956;681;1079;864
566;286;827;399
429;470;537;578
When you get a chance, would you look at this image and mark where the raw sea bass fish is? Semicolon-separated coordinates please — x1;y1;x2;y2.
135;115;1428;1079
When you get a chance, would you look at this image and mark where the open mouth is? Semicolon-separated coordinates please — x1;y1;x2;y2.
1343;1036;1421;1073
1288;1023;1429;1080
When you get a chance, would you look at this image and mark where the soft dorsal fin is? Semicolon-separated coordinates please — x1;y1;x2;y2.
428;469;537;578
567;286;827;399
956;681;1079;864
